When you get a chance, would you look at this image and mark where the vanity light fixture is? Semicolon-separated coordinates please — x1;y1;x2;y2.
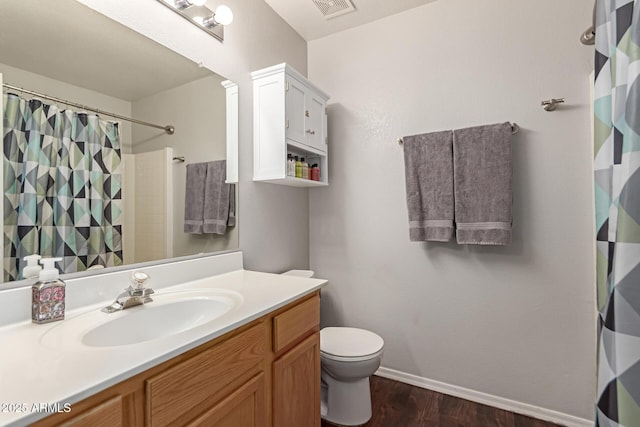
156;0;233;42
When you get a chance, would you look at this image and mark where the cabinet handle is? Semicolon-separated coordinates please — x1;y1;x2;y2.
306;129;315;135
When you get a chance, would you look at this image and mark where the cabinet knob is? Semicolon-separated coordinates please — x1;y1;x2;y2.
306;129;315;135
305;110;310;117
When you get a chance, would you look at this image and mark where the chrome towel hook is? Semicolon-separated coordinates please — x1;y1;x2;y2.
541;98;565;112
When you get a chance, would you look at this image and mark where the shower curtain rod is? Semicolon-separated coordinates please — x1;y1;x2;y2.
2;83;175;135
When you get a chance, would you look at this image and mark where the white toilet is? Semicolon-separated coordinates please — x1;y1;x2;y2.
320;327;384;426
281;270;384;426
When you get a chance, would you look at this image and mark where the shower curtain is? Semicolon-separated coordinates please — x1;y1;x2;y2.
594;0;640;425
2;93;123;281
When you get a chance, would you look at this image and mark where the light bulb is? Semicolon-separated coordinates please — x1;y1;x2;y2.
214;5;233;25
191;0;207;6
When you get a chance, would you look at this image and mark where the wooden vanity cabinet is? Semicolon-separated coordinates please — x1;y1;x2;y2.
31;292;320;427
272;294;321;427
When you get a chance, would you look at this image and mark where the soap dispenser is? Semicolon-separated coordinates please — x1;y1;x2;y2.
32;257;65;324
22;254;42;279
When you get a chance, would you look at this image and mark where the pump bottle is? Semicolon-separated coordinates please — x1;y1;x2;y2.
22;254;42;279
32;257;66;324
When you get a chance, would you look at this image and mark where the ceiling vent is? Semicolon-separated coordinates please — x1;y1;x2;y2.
312;0;356;19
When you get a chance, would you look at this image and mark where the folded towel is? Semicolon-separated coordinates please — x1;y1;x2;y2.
203;160;231;235
184;162;207;234
452;122;512;245
403;130;454;242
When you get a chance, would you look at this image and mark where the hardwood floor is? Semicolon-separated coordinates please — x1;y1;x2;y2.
321;376;562;427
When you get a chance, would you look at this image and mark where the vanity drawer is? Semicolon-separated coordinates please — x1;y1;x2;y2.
146;323;266;427
273;294;320;353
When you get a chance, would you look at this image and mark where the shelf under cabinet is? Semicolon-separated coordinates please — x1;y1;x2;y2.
256;176;328;187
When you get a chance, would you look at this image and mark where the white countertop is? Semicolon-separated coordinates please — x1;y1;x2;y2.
0;268;327;426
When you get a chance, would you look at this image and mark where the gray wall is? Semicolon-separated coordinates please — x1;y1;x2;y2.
308;0;596;420
131;75;239;258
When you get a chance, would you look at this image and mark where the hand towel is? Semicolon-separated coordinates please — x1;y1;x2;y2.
203;160;231;235
227;184;236;227
403;130;454;242
184;162;207;234
452;122;512;245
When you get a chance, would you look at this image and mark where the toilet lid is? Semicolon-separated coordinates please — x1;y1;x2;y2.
320;327;384;358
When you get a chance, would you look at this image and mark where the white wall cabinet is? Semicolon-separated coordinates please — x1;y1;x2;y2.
252;63;330;187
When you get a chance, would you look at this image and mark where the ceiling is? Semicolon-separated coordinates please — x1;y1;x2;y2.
265;0;437;41
0;0;211;101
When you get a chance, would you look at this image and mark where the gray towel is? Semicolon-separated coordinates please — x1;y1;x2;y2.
403;130;454;242
184;163;207;234
452;122;512;245
227;184;236;227
203;160;231;235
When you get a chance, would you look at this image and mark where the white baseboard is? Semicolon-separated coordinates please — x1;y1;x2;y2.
374;367;592;427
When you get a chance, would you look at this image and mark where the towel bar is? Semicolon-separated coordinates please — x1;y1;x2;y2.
397;122;520;145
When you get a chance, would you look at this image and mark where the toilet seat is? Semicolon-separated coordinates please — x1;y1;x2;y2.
320;327;384;362
321;348;384;362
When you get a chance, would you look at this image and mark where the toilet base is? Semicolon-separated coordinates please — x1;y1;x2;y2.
321;371;372;426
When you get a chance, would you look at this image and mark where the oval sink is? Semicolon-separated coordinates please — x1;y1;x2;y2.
40;289;242;349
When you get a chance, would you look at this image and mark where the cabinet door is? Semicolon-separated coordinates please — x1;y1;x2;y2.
187;373;265;427
285;76;307;145
305;93;326;153
273;332;321;427
60;396;123;427
146;324;265;427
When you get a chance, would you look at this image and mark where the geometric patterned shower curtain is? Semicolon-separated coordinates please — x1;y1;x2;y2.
594;0;640;425
2;93;123;282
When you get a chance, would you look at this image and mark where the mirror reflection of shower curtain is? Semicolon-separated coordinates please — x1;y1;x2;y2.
2;93;123;281
594;0;640;425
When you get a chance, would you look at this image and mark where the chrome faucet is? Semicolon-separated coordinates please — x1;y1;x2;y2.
102;271;154;313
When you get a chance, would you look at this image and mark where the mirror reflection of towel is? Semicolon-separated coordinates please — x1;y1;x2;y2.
184;160;232;235
227;184;236;227
184;163;207;233
203;160;231;235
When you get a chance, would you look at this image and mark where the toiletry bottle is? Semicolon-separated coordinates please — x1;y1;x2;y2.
22;254;42;279
32;257;65;324
287;154;295;176
301;157;309;179
295;156;302;178
311;164;320;181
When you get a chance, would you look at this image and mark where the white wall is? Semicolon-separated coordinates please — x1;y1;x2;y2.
309;0;595;421
77;0;310;273
122;154;136;265
0;62;133;152
133;149;170;263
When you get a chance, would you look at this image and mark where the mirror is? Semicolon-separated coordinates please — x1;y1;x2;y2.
0;0;239;285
